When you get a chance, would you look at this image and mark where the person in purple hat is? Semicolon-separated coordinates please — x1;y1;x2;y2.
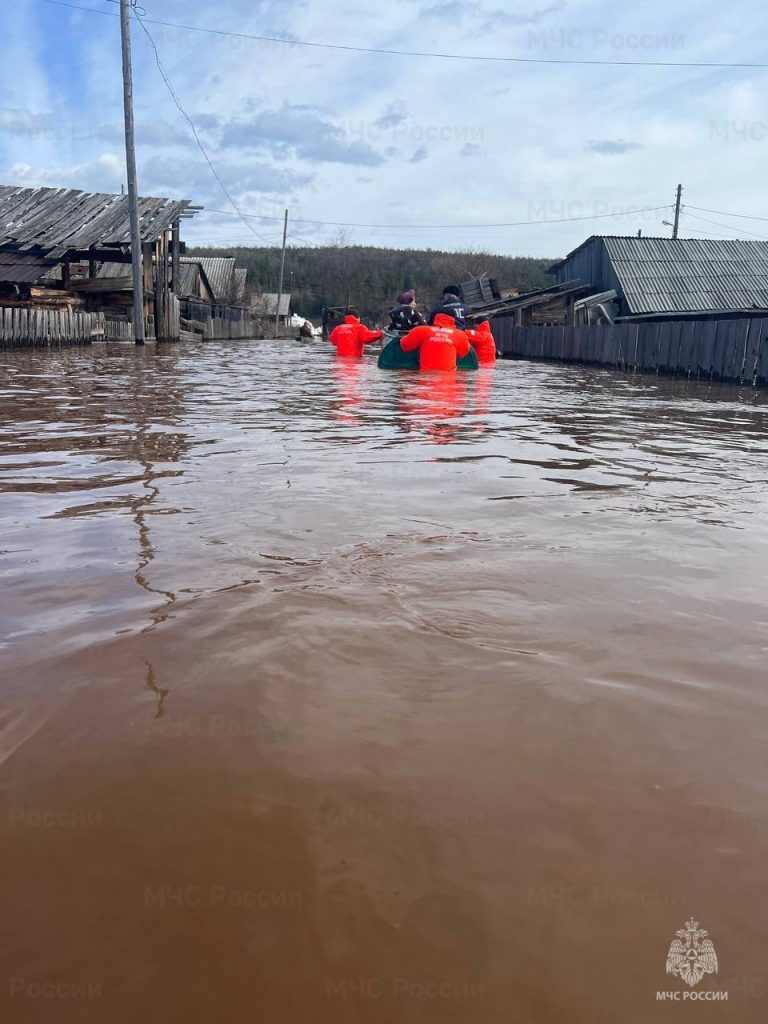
387;288;425;331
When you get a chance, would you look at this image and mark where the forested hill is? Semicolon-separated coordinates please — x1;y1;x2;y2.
186;244;556;322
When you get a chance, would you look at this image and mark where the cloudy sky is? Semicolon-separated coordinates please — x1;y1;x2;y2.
2;0;768;258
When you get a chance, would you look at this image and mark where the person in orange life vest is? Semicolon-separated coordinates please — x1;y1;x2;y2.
400;312;470;371
466;319;497;363
329;310;383;357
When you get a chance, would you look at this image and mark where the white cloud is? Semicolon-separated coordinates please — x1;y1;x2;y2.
4;0;768;254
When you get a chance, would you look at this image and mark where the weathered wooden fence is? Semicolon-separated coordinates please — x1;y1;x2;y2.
181;299;259;340
493;317;768;386
206;314;259;339
103;319;134;342
0;307;103;347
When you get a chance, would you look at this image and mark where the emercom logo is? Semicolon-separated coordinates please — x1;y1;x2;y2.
656;918;729;1002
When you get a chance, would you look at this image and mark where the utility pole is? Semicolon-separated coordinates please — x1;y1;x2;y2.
120;0;145;345
672;183;682;239
275;208;288;339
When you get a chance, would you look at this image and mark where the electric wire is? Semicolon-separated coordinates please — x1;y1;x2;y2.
130;5;279;245
196;206;671;230
686;205;768;224
681;210;768;240
38;0;768;69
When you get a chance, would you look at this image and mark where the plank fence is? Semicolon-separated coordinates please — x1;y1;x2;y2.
103;319;134;342
206;314;259;339
493;317;768;386
1;306;103;347
182;298;260;339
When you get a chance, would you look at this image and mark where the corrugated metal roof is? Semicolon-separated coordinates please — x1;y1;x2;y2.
0;185;194;258
252;292;291;316
181;256;235;303
0;251;55;283
43;256;214;299
551;235;768;314
94;260;204;296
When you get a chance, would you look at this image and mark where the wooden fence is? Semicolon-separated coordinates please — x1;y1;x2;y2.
493;317;768;386
0;307;103;347
206;314;259;339
181;298;260;340
103;319;134;342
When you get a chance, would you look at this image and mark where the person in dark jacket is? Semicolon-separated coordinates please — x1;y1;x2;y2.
387;289;425;332
428;285;468;329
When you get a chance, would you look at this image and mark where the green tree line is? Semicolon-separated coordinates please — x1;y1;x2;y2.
186;244;556;323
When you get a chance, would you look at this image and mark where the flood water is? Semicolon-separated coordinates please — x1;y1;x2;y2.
2;339;767;1022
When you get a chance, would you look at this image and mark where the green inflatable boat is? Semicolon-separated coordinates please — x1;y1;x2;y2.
377;329;478;370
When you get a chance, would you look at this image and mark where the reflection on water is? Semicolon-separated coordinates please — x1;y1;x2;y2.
1;340;767;1023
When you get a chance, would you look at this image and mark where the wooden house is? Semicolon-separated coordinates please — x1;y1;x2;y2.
548;236;768;319
251;292;291;324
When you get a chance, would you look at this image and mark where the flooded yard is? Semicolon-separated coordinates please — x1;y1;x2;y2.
2;339;767;1022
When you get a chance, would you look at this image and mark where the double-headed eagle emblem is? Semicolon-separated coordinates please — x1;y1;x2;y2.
666;918;718;987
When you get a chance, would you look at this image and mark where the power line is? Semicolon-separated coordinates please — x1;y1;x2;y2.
682;210;768;239
131;7;277;245
682;226;765;240
38;0;768;69
686;204;768;224
197;205;670;229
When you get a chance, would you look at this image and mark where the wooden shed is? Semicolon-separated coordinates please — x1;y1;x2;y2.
0;184;200;341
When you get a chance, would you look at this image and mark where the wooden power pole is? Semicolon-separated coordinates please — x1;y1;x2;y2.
672;183;682;239
120;0;145;344
275;209;288;339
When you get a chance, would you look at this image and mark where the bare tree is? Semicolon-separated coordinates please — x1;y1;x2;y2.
325;227;355;310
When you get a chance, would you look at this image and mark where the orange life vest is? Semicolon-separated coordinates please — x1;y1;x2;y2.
466;320;496;363
329;315;382;357
400;313;471;371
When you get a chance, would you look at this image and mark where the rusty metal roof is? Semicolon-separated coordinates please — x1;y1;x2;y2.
0;185;195;258
550;235;768;314
0;251;55;283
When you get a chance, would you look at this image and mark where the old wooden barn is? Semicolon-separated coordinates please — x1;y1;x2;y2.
0;184;254;346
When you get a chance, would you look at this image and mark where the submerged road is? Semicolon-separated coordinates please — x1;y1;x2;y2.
2;339;767;1022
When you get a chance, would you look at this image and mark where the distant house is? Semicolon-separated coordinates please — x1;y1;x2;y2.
80;259;215;302
175;260;215;303
251;292;291;324
548;236;768;318
183;257;242;305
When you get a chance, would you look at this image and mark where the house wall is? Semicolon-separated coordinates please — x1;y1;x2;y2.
552;239;628;314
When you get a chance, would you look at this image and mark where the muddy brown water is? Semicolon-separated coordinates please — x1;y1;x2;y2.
1;339;767;1023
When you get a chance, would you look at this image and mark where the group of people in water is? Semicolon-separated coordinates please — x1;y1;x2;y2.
328;285;498;370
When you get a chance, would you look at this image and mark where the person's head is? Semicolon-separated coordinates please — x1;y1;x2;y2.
478;319;492;333
433;312;456;328
443;285;461;300
345;307;359;318
398;289;416;306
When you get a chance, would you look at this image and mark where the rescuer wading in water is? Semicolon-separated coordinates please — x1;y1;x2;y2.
400;312;471;371
328;311;383;357
466;320;497;363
